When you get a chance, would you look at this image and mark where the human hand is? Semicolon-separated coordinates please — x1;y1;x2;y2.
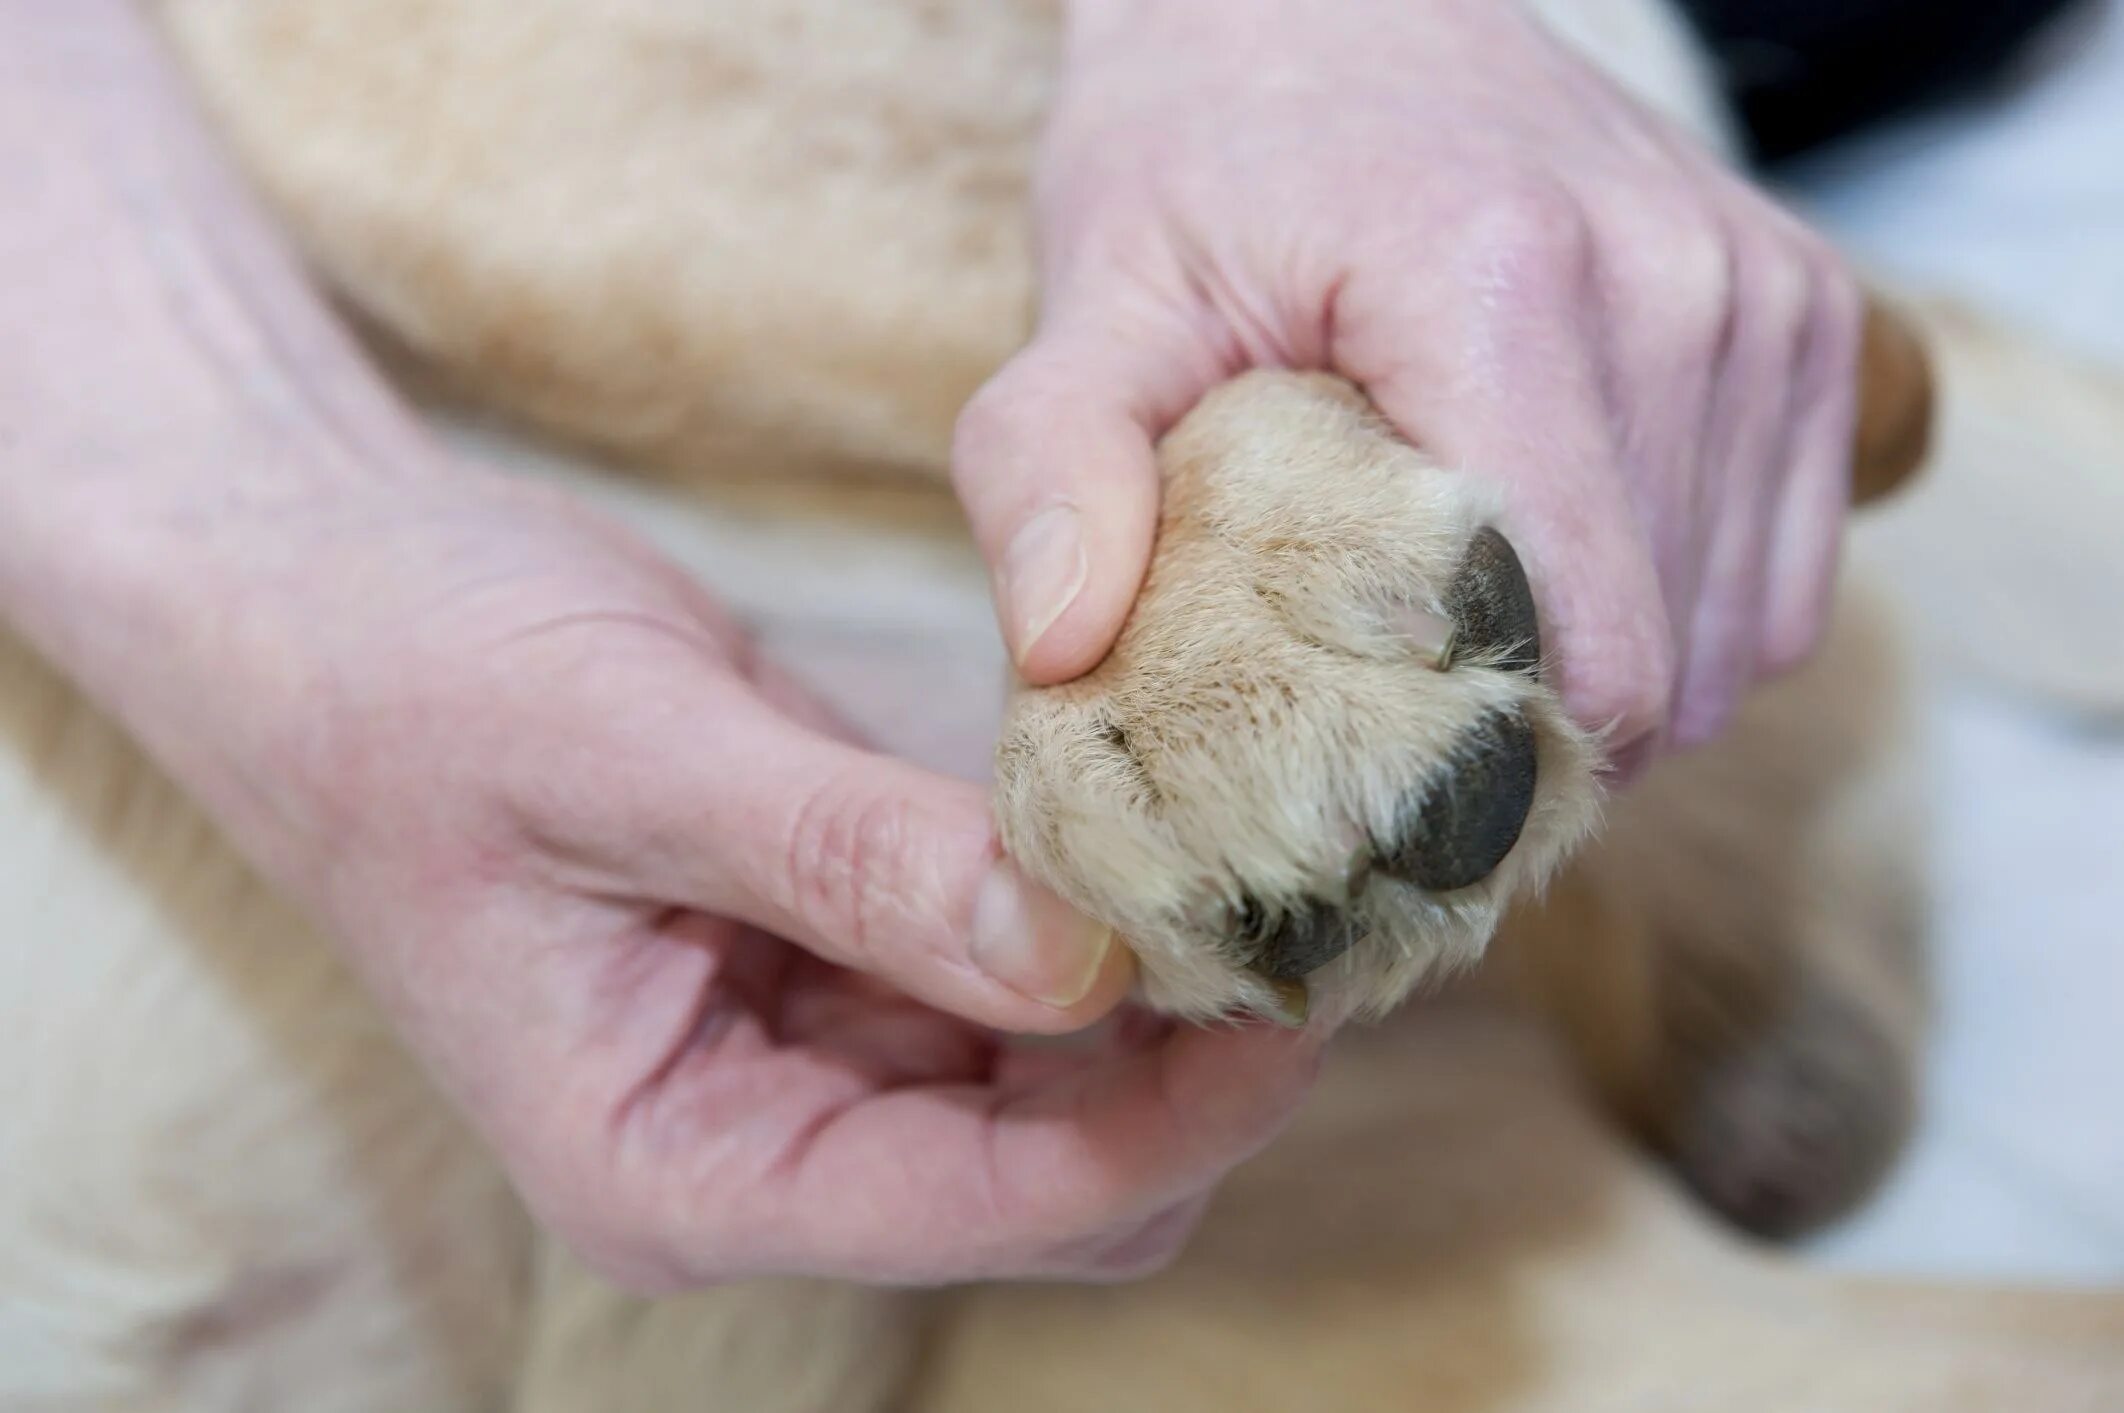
115;468;1327;1288
954;0;1866;775
1;0;1327;1293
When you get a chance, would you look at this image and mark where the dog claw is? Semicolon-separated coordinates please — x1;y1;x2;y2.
1258;975;1310;1026
1445;527;1541;676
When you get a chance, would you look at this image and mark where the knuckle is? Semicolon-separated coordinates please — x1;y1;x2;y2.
1616;604;1682;709
1759;242;1814;316
1545;545;1680;745
1457;175;1595;292
1747;246;1816;355
951;372;1030;486
781;771;924;965
1629;637;1682;738
1667;221;1738;329
1567;627;1677;747
953;346;1085;488
1618;199;1736;362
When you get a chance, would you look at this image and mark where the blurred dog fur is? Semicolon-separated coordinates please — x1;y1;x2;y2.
2;0;2122;1407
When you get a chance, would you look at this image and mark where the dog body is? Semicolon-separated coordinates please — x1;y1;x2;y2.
3;1;2121;1408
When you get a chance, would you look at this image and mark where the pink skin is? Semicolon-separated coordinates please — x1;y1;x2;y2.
3;0;1855;1288
1;1;1316;1288
957;0;1866;771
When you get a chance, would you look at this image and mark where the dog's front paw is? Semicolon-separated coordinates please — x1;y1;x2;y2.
996;373;1602;1025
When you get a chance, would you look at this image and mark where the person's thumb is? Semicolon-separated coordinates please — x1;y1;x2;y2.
952;311;1211;684
626;686;1134;1034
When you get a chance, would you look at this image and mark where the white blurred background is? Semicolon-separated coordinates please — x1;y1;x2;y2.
1780;2;2124;1283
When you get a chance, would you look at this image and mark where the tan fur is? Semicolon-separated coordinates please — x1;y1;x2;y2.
149;0;1727;494
1854;300;2124;719
1;0;2119;1408
916;1007;2122;1413
0;627;529;1410
141;0;1933;1034
155;0;1060;489
998;373;1600;1024
1487;584;1930;1236
6;523;2119;1408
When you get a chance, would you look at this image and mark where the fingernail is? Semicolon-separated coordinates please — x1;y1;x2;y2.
971;860;1115;1008
1000;506;1087;666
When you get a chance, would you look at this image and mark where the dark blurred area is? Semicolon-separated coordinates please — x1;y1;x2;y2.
1674;0;2093;163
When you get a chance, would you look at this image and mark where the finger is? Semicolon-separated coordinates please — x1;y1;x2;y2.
1336;221;1676;767
513;624;1136;1031
1057;1192;1215;1281
1669;231;1813;746
1580;184;1732;633
952;304;1220;684
1759;267;1864;676
727;1019;1323;1283
578;670;1136;1035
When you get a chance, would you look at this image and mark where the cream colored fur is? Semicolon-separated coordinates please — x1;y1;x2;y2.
152;0;1728;494
2;0;2121;1408
144;0;1730;1023
996;374;1600;1023
1854;301;2124;720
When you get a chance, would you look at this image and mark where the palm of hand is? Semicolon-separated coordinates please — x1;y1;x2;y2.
255;481;1311;1287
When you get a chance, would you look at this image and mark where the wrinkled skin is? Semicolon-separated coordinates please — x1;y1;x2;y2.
2;0;1859;1291
0;0;1317;1290
956;0;1865;772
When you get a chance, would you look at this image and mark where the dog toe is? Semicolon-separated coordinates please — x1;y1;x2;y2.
1445;527;1541;676
1377;710;1538;892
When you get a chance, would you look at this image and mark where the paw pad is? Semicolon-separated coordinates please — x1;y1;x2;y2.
1379;710;1538;893
995;371;1603;1025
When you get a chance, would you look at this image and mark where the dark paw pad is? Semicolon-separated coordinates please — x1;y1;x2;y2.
1378;710;1538;892
1241;895;1364;982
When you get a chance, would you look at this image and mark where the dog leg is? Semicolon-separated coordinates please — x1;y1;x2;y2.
509;1245;924;1413
1490;584;1929;1237
909;1005;2124;1413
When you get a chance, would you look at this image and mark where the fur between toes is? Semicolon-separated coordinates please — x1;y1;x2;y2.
996;372;1605;1028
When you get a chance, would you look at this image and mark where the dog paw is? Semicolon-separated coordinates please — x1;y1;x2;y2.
1663;979;1919;1240
996;372;1602;1026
